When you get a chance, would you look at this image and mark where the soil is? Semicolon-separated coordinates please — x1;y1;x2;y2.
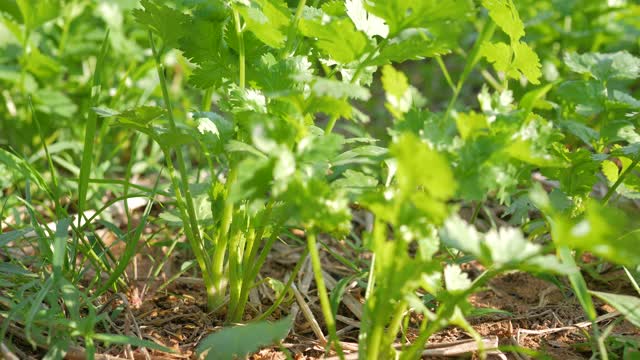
3;207;640;359
92;246;640;360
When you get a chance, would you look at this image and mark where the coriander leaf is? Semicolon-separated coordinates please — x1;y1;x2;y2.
374;26;460;64
550;201;640;267
311;78;370;101
391;133;456;199
381;65;411;117
480;0;541;84
250;54;313;94
455;112;489;140
332;169;378;197
179;18;227;65
481;0;524;41
564;51;640;81
440;215;483;256
480;41;512;74
134;0;189;48
300;15;370;64
345;0;389;38
364;0;473;36
512;41;541;84
189;60;237;89
235;0;290;49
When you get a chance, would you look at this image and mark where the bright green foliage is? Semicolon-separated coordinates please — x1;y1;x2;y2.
381;65;411;118
363;0;474;36
392;133;456;200
549;201;640;267
564;51;640;81
133;0;189;48
300;16;370;64
15;0;60;31
345;0;389;38
482;0;524;41
235;0;290;48
480;0;541;84
2;0;640;359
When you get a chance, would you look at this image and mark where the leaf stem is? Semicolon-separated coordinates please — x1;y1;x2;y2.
443;20;496;122
307;232;344;358
602;155;640;205
282;0;307;57
232;9;245;89
148;31;215;307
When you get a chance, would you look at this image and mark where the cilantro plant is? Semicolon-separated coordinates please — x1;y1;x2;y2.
2;0;640;359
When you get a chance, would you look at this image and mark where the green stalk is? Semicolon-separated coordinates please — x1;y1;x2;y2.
211;165;238;308
213;8;246;314
282;0;307;58
443;21;496;122
307;232;344;358
228;231;244;319
256;247;310;321
148;31;217;307
380;301;408;357
202;87;214;111
366;321;385;360
232;9;245;89
603;155;640;205
400;269;498;360
231;220;280;322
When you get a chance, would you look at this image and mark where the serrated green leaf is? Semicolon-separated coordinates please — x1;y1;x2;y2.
480;41;512;73
300;16;370;64
251;54;313;94
332;169;378;197
480;0;540;84
441;215;572;273
236;0;290;48
179;18;227;65
374;27;460;64
134;0;189;48
381;65;411;117
601;157;640;199
560;120;599;145
391;133;456;200
440;215;483;256
311;78;370;101
189;60;236;89
481;0;524;41
550;201;640;267
455;112;489;140
345;0;388;38
364;0;473;36
564;51;640;81
512;41;541;84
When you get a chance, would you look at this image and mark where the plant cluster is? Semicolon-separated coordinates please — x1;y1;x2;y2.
1;0;639;359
